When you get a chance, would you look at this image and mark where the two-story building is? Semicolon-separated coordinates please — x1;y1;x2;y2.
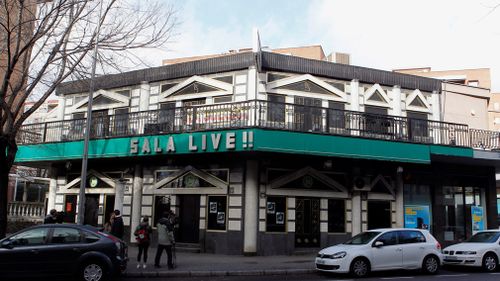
15;46;500;255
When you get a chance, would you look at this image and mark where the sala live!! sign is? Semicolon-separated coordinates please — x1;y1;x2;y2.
129;130;254;155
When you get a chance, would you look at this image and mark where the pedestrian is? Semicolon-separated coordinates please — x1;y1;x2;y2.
110;209;124;239
134;216;152;269
104;211;115;233
154;211;176;269
44;209;58;224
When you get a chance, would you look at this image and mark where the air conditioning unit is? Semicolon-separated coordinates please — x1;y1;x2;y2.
352;176;371;191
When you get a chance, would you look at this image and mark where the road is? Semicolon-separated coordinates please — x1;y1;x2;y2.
124;268;500;281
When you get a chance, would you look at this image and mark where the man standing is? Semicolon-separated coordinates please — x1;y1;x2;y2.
110;209;124;239
44;209;58;224
154;211;176;269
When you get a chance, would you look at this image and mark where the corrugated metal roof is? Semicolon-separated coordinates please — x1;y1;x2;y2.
260;52;441;92
57;50;441;95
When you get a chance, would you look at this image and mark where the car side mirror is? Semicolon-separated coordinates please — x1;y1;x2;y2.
373;241;384;248
1;240;13;249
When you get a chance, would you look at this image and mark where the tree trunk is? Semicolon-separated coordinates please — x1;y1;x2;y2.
0;136;17;239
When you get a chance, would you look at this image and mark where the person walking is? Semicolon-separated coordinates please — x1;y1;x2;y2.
154;211;176;269
44;209;58;224
134;217;152;269
110;209;124;239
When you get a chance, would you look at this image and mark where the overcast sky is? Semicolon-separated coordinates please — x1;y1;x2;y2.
143;0;500;91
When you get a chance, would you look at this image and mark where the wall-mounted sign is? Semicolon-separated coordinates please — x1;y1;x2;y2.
471;206;484;232
404;205;431;230
89;176;99;187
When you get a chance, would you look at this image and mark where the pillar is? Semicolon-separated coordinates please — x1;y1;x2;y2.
243;160;258;255
47;167;57;213
114;179;126;213
349;79;360;112
351;192;362;235
130;164;143;243
390;85;402;116
395;167;405;228
139;81;150;111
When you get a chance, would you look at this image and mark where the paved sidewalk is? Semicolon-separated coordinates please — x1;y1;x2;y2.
124;245;317;278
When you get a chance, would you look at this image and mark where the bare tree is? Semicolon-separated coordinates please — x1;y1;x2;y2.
0;0;177;238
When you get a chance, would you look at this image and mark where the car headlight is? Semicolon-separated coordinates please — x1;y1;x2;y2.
458;251;477;255
331;251;347;259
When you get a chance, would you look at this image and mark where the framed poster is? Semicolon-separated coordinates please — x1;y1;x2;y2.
267;202;276;214
404;205;431;230
207;196;227;230
276;212;284;225
217;212;225;224
471;206;484;232
209;202;218;214
266;196;286;232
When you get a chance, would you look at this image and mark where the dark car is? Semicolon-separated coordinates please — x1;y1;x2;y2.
0;224;127;281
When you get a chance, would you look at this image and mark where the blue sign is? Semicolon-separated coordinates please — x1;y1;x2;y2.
471;206;484;232
405;205;431;230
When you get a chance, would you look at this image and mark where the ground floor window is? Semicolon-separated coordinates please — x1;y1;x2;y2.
328;199;345;233
266;196;286;232
207;196;227;231
403;184;432;230
442;186;483;242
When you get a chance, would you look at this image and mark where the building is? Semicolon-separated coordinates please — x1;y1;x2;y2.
15;46;500;255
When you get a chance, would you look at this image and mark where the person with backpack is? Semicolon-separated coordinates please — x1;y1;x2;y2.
134;216;153;269
154;211;176;269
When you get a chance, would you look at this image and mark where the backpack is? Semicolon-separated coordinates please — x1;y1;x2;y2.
136;228;149;243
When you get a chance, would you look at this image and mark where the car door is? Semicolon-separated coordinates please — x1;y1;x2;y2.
399;230;427;269
0;227;51;278
43;226;86;275
371;231;403;270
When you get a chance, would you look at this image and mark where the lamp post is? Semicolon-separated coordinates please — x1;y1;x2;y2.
77;0;104;225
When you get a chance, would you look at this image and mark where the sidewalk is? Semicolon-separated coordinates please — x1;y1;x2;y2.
124;245;317;278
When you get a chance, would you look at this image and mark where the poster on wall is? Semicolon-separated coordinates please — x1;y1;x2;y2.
217;212;225;225
404;205;431;230
471;206;485;232
276;212;284;225
209;202;218;214
267;202;276;214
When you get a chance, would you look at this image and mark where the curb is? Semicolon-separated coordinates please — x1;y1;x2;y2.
123;268;316;278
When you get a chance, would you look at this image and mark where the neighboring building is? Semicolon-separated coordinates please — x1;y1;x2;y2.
15;46;500;255
488;93;500;131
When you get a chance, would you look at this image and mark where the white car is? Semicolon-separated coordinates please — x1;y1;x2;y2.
443;230;500;272
315;228;443;277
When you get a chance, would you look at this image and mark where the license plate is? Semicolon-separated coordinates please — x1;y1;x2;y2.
317;259;325;265
446;256;457;260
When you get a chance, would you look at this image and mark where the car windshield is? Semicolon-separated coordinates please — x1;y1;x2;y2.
344;231;381;245
467;232;500;243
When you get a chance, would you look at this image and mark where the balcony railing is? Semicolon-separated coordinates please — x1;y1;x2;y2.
17;100;500;150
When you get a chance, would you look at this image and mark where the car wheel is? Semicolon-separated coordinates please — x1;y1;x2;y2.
80;261;106;281
350;258;370;278
482;253;498;272
422;255;439;274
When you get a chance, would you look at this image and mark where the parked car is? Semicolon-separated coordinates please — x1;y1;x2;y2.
0;224;128;281
443;230;500;272
315;228;443;277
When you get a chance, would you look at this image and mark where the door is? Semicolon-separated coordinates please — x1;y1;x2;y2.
64;195;77;223
398;230;428;269
44;227;84;275
91;109;109;138
368;201;392;230
84;194;99;226
294;96;322;131
295;198;320;247
104;195;115;227
177;195;200;243
371;231;403;270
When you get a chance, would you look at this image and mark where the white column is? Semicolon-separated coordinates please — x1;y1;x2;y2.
139;81;151;111
247;66;257;100
130;164;143;243
47;168;57;213
243;160;259;255
57;98;66;120
114;179;125;214
395;167;404;228
349;79;360;111
391;85;402;116
431;90;441;121
351;192;362;235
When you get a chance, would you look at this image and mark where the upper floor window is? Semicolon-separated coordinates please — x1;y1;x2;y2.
213;95;233;104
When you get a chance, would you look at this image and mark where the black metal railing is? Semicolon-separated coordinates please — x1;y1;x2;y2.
17;100;500;150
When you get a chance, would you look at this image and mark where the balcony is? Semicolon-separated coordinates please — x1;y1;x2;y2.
17;100;500;150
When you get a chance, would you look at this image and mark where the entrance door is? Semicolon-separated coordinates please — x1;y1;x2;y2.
295;198;320;247
177;195;200;243
64;195;77;223
104;195;115;227
368;200;392;230
294;96;322;132
84;194;99;226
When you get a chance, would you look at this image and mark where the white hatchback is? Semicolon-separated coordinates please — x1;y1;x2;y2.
443;230;500;272
315;228;443;277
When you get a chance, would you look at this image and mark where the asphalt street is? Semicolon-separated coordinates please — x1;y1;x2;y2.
124;268;500;281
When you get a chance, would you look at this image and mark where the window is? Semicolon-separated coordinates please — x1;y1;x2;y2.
398;231;426;244
113;108;129;136
213;75;233;84
364;105;390;135
328;199;345;233
328;101;346;131
467;80;479;87
207;196;227;231
213;95;233;104
407;111;429;139
183;98;206;107
50;228;81;244
294;96;322;131
10;228;49;247
267;94;286;124
115;90;130;98
375;231;398;246
161;83;177;93
266;196;286;232
83;232;101;243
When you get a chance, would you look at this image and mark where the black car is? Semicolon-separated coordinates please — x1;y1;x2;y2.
0;224;127;281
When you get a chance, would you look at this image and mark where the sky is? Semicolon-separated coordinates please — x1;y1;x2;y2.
142;0;500;91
